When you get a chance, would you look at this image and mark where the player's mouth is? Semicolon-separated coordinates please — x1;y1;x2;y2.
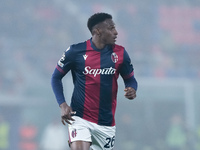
114;36;117;42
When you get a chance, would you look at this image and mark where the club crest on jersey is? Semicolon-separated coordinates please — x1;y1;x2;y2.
111;52;118;63
71;129;77;138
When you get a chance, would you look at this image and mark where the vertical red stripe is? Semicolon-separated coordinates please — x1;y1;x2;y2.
83;40;101;123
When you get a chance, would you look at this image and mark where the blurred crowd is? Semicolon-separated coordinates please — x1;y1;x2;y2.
1;0;200;94
0;0;200;150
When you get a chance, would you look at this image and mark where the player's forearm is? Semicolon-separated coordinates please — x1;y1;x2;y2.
51;68;66;105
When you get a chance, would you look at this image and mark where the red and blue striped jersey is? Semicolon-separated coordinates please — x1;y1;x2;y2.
54;39;136;126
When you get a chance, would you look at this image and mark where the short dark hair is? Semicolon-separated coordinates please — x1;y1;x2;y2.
87;12;112;33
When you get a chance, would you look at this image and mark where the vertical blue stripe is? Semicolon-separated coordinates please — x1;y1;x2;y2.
98;48;115;126
71;41;87;118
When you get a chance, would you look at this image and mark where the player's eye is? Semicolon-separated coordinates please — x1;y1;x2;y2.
109;26;115;30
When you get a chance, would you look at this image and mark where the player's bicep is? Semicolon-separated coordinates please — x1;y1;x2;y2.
119;50;134;79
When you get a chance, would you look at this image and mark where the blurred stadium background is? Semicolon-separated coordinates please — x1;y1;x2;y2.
0;0;200;150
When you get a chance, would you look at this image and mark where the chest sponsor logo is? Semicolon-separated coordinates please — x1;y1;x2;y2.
83;66;116;77
111;52;118;63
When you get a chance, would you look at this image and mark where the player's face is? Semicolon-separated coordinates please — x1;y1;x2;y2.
99;19;118;45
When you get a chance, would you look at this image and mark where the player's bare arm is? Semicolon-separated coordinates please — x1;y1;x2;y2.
124;87;136;100
60;102;76;125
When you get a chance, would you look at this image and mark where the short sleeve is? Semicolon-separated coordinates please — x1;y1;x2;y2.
57;46;75;74
120;49;134;79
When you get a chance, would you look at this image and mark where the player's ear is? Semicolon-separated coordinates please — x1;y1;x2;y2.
96;28;101;36
92;28;101;36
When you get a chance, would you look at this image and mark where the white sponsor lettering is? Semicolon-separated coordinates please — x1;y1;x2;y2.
65;46;70;52
58;61;64;67
83;66;116;77
58;53;65;67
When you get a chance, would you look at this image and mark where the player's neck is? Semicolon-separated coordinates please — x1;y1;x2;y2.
92;36;106;50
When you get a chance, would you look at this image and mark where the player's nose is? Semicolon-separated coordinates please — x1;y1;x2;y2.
114;28;118;35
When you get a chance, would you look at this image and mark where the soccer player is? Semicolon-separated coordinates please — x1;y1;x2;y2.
51;12;138;150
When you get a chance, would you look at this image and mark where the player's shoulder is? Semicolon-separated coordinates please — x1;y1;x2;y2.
63;40;87;56
113;44;125;51
70;40;87;51
113;44;130;58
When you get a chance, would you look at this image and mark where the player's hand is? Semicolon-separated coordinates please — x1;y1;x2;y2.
124;87;136;100
60;102;76;125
